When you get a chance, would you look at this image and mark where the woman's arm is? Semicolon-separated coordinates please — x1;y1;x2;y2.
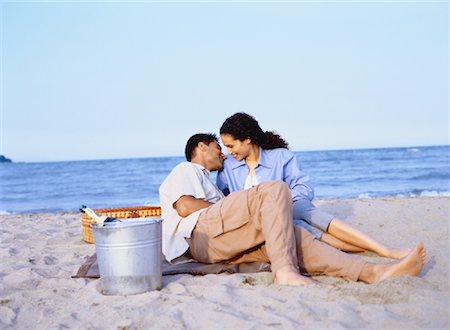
283;152;315;201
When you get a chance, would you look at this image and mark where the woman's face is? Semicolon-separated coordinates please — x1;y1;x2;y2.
220;134;252;161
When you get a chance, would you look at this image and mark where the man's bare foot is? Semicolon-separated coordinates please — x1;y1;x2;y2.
420;245;426;264
274;265;321;286
372;242;426;283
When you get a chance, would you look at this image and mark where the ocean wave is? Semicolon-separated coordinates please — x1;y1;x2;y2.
411;190;450;197
410;172;450;181
357;193;373;199
0;210;11;215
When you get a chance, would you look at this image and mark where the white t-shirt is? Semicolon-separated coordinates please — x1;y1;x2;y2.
159;162;225;262
244;175;259;190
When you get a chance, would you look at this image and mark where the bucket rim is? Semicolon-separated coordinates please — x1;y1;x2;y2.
91;217;163;229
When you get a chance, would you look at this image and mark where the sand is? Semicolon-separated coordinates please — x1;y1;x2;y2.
1;196;449;329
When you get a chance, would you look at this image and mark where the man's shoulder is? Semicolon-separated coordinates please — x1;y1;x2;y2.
161;162;195;190
173;161;195;171
162;162;205;184
169;161;203;175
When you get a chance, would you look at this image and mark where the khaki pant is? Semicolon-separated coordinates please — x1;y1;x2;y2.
189;181;366;281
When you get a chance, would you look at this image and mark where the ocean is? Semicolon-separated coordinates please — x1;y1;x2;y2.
0;145;449;214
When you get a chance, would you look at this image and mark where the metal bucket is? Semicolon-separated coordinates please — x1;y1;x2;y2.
92;218;163;295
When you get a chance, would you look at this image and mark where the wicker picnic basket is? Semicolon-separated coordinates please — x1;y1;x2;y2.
81;206;162;243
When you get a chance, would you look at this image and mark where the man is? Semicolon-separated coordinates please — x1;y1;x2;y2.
159;133;426;286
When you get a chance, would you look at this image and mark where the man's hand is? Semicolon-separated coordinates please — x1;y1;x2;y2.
173;195;213;217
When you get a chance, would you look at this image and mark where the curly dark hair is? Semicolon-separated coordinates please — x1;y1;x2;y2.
219;113;288;149
185;133;219;161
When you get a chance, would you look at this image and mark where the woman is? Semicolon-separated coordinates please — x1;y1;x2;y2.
217;112;410;258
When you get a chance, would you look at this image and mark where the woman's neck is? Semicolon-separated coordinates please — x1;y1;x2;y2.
245;145;260;174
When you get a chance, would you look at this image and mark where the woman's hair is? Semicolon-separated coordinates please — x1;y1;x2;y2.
220;112;289;149
185;133;219;161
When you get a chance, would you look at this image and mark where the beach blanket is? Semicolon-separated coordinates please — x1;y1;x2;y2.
73;253;271;278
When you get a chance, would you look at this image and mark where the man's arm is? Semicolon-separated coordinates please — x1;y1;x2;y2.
174;195;213;217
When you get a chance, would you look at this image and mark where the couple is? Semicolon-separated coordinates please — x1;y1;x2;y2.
159;113;426;286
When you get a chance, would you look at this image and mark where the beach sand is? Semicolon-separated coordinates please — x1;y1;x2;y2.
1;196;449;329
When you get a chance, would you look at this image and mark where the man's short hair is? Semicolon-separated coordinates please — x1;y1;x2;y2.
185;133;219;161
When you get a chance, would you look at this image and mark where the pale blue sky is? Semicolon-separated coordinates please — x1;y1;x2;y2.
1;1;449;162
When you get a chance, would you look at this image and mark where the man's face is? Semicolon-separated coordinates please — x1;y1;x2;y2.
204;141;225;171
220;134;251;161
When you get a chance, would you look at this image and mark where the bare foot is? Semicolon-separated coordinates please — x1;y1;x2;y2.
274;265;321;286
373;242;426;283
419;245;426;264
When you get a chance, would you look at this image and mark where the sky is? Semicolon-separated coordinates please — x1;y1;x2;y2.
1;1;449;162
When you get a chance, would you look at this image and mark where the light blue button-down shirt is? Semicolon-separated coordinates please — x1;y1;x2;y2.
217;148;314;202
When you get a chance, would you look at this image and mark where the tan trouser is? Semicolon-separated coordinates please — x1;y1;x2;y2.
189;181;366;281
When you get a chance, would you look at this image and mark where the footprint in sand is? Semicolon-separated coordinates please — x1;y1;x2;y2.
0;306;16;325
43;256;57;265
165;282;187;295
3;268;35;287
14;233;29;240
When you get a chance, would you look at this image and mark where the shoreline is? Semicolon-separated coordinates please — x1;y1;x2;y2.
1;196;449;328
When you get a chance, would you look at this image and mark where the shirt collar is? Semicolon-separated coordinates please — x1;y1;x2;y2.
229;147;273;170
229;157;246;170
258;148;272;169
191;162;210;177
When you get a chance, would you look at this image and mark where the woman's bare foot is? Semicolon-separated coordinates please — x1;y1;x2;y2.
371;242;426;283
327;218;416;259
274;265;322;286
